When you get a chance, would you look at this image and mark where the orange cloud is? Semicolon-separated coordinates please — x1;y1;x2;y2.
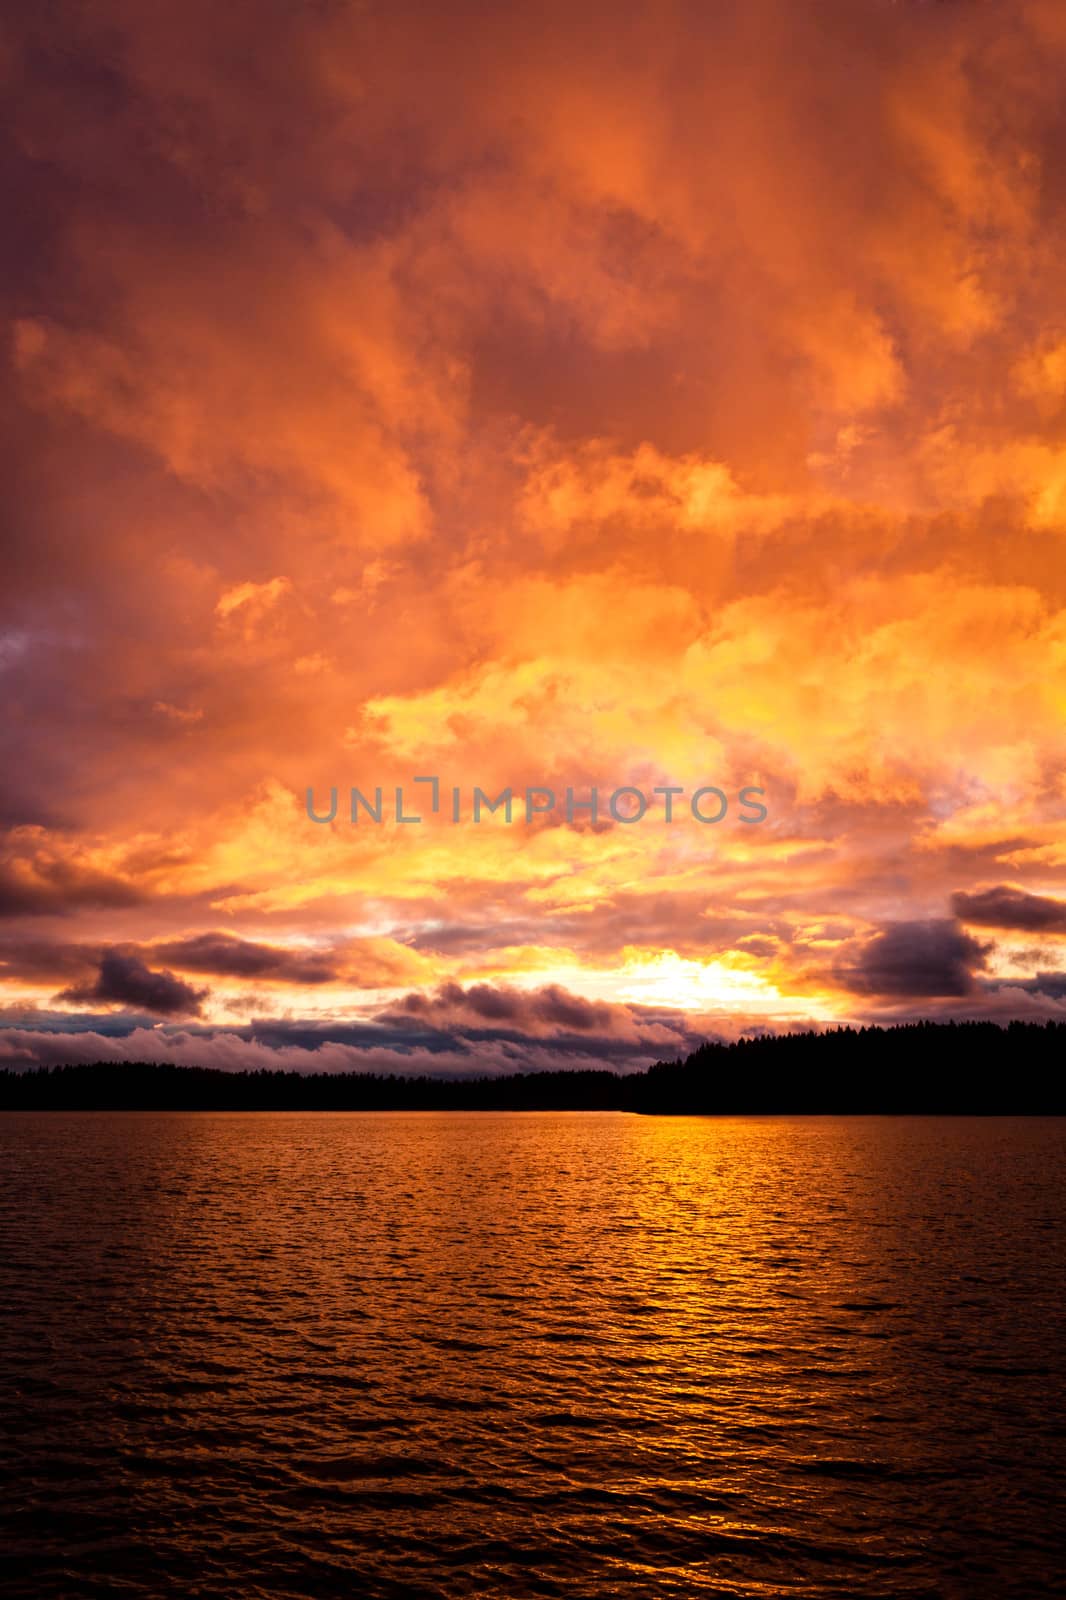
2;0;1066;1062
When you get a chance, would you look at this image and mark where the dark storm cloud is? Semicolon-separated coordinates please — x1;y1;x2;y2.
0;1004;163;1035
244;983;707;1064
59;949;207;1017
1018;972;1066;999
154;931;338;983
833;919;991;998
246;1019;461;1056
952;884;1066;934
395;981;616;1031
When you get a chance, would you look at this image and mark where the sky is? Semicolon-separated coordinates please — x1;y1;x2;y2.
3;0;1066;1075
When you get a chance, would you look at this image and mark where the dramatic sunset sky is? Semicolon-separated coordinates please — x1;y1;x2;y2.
3;0;1066;1074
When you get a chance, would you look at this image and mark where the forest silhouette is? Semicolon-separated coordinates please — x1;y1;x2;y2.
1;1021;1062;1113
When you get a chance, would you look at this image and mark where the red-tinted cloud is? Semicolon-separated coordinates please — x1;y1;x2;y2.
2;1;1065;1059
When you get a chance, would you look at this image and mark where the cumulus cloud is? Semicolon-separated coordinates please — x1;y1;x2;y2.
833;920;991;999
370;981;706;1056
0;976;708;1074
1021;972;1066;999
59;951;208;1018
392;981;618;1032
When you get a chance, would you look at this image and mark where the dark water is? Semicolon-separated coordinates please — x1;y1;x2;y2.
2;1113;1065;1599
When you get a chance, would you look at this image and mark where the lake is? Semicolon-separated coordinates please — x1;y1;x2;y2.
1;1112;1064;1597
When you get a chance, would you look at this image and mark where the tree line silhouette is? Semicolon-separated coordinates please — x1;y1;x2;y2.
0;1021;1062;1112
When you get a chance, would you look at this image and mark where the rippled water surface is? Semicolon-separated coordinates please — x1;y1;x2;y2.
2;1112;1065;1599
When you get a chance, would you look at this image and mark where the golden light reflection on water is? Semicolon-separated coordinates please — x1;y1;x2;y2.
1;1111;1064;1597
